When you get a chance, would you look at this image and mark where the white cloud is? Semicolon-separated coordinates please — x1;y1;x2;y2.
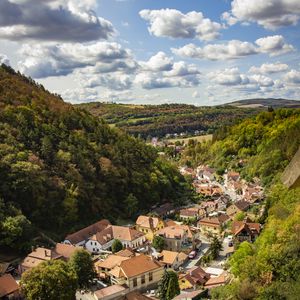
223;0;300;29
255;35;294;56
139;8;221;41
192;91;200;98
19;42;136;78
0;0;114;42
0;53;9;65
61;87;99;103
140;51;173;72
249;62;289;74
283;69;300;84
172;35;294;60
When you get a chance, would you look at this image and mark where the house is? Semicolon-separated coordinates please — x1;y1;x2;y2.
197;185;222;198
0;274;20;299
53;243;79;261
179;207;199;220
197;215;229;236
109;254;164;292
159;250;187;269
243;186;264;203
232;220;261;242
115;248;136;258
64;219;111;246
179;266;210;290
95;255;131;279
204;272;229;289
86;225;146;254
215;196;230;211
20;247;62;273
200;201;218;214
151;203;175;218
94;284;129;300
225;171;240;182
196;166;215;181
226;200;250;219
135;216;165;241
156;226;189;251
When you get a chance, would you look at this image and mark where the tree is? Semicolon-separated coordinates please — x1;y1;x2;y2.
20;260;77;300
157;270;180;300
234;211;246;221
112;239;123;253
210;236;223;260
152;235;165;251
69;249;95;290
124;193;138;218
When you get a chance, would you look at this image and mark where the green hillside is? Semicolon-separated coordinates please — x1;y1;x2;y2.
181;108;300;299
0;64;191;251
77;102;260;139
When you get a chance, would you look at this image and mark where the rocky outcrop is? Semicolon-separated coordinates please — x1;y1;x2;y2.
281;147;300;189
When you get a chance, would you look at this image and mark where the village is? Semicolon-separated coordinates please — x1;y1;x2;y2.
0;165;265;300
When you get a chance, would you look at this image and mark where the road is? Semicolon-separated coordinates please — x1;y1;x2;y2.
183;242;210;269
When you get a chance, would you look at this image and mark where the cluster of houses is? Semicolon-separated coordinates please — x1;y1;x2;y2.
0;165;265;300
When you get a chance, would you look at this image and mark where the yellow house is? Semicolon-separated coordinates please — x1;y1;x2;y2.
135;216;165;241
109;254;164;292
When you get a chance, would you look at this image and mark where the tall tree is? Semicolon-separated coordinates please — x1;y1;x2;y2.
210;236;223;260
20;260;77;300
157;270;180;300
152;235;165;252
69;249;95;290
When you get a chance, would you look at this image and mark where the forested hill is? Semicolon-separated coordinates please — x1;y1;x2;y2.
0;64;190;251
77;102;260;139
181;109;300;299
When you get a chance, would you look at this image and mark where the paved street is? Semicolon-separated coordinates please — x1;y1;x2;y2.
183;242;210;269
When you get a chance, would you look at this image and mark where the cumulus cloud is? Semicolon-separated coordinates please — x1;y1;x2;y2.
255;35;294;56
61;87;99;103
83;73;132;91
172;35;294;60
208;68;274;91
249;62;289;74
283;69;300;84
223;0;300;29
0;0;114;42
19;42;135;78
136;52;201;89
0;53;9;65
139;8;222;41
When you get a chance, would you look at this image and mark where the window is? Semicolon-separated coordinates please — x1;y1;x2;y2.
141;274;145;284
133;278;137;287
149;272;153;282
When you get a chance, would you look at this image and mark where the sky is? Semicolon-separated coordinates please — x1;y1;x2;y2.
0;0;300;106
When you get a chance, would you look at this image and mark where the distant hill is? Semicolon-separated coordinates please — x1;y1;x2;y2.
77;102;260;139
227;98;300;109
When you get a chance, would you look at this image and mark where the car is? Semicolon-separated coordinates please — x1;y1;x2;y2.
188;250;197;259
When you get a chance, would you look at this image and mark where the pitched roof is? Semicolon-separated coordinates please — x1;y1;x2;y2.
205;272;229;288
235;200;250;211
94;284;128;299
232;221;261;236
156;226;186;239
115;248;136;257
91;225;144;245
119;254;162;278
182;266;210;286
0;274;19;297
21;247;62;269
125;291;153;300
95;255;130;270
180;208;198;217
227;171;240;181
173;290;204;300
198;215;229;227
65;219;110;244
136;216;161;229
54;243;79;260
160;250;182;265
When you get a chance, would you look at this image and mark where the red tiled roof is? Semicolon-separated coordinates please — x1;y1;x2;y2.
0;274;19;297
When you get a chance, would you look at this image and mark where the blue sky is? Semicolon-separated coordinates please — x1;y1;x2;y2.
0;0;300;105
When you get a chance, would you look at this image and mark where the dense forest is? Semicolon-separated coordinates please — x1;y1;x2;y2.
181;109;300;299
0;64;191;251
78;102;261;139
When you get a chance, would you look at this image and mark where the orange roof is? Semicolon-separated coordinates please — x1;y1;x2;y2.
160;250;186;265
136;216;161;229
94;284;128;298
198;215;229;227
125;291;153;300
205;272;228;288
232;221;261;235
92;225;144;245
54;243;79;260
95;255;130;270
0;274;19;297
156;226;186;239
115;248;136;257
65;219;110;244
119;254;162;278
